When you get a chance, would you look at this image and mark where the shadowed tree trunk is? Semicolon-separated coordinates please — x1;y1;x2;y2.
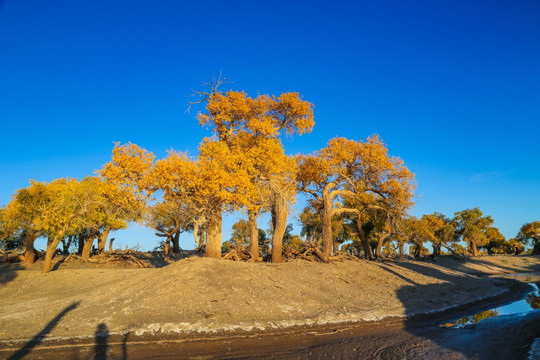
97;226;111;255
205;213;222;258
356;217;374;260
248;209;259;261
271;196;288;263
163;236;172;261
172;230;180;253
61;235;73;255
21;231;38;264
413;243;422;258
332;239;340;255
398;241;405;256
77;233;85;255
433;242;442;257
155;223;180;260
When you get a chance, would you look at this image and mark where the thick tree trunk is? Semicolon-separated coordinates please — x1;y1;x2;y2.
172;230;180;253
164;236;171;261
43;236;62;273
375;240;383;259
77;233;85;255
97;226;111;255
271;197;289;263
82;238;94;260
21;232;36;264
533;241;540;255
321;196;333;260
205;213;222;258
375;233;387;259
471;241;479;256
433;242;441;257
248;210;259;261
356;217;374;260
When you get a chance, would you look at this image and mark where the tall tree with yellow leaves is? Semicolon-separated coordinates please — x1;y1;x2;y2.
517;221;540;254
193;87;314;261
2;181;51;263
453;208;494;256
298;136;415;260
40;178;107;273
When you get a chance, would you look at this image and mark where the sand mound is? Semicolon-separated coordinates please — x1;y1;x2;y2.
0;255;538;342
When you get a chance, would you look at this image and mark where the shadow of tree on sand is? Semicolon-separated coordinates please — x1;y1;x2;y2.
7;301;80;360
426;256;540;276
391;263;540;360
0;263;22;285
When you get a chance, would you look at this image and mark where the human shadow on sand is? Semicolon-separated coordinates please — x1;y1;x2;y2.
93;323;109;360
393;262;540;360
7;301;80;360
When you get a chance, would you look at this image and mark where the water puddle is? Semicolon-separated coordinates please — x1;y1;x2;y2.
442;275;540;329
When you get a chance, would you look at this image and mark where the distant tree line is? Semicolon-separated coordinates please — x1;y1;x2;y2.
0;81;538;273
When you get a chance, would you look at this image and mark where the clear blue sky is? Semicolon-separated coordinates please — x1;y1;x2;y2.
1;0;539;251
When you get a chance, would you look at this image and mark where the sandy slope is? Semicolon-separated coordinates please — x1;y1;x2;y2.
0;255;538;344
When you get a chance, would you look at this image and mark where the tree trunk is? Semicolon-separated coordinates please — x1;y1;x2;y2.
356;217;374;260
332;239;340;255
193;221;200;249
205;213;222;258
375;233;387;259
172;230;180;253
108;238;114;253
398;241;405;255
21;232;36;264
413;244;421;258
433;242;441;257
82;238;95;260
97;226;111;255
77;233;85;255
321;196;333;260
43;236;62;273
61;235;73;255
248;210;259;261
271;196;289;263
471;241;479;256
533;241;540;255
164;236;171;261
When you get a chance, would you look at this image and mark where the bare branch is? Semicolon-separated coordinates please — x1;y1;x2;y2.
185;72;232;113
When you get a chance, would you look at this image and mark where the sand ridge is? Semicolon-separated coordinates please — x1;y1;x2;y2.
0;255;538;344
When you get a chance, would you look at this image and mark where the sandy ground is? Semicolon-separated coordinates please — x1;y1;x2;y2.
0;253;538;348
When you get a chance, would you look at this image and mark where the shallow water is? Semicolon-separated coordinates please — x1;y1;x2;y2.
442;281;540;328
442;272;540;329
